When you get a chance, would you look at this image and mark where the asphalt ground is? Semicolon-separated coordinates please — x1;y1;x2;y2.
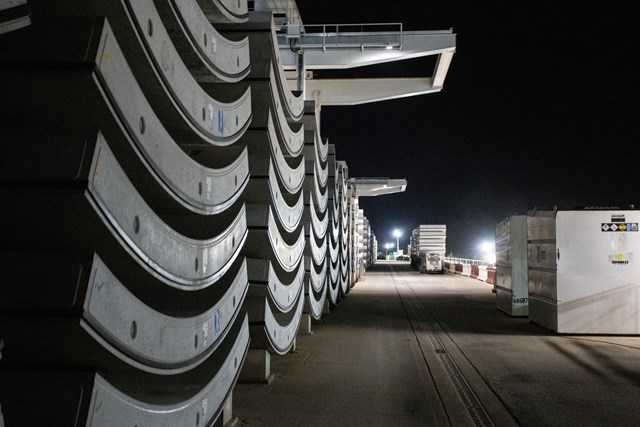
232;261;640;426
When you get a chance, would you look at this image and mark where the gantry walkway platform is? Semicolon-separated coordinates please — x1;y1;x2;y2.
232;261;640;426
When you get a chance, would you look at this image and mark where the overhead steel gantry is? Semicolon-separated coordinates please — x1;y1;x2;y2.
276;22;456;107
350;178;407;198
253;1;452;199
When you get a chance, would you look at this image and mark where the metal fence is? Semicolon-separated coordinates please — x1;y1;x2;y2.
289;23;404;50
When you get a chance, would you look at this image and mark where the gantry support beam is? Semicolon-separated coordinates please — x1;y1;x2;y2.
279;30;455;70
278;28;456;106
350;178;407;198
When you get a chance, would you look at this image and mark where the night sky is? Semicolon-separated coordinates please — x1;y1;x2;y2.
297;1;640;258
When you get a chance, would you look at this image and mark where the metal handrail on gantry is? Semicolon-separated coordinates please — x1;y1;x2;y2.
283;23;404;51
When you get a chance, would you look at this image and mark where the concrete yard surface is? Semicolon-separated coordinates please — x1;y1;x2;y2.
232;261;640;426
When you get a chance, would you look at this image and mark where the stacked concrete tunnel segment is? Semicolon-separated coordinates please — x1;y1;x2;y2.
0;1;455;424
0;0;31;34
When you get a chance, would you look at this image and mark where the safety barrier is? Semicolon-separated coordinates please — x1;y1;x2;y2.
470;265;479;279
478;265;489;282
477;266;496;284
443;257;495;285
487;268;496;284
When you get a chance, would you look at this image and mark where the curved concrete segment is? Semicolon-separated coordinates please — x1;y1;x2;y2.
88;138;248;287
305;282;328;321
302;101;328;162
82;255;248;373
197;0;248;24
245;205;305;273
315;154;329;189
220;11;304;120
125;0;252;144
328;258;341;306
0;315;249;425
304;191;328;240
304;161;329;215
244;159;304;234
329;196;340;242
340;256;351;294
340;227;350;259
29;4;252;146
314;199;329;241
156;0;250;82
304;135;328;169
0;254;248;375
329;216;340;245
248;288;304;355
327;205;339;242
206;66;304;157
240;65;305;156
247;258;305;314
329;226;340;264
265;112;305;194
305;253;329;320
0;0;30;34
1;131;248;238
239;114;305;195
87;315;247;425
305;223;327;267
318;135;329;163
88;135;248;288
0;20;249;215
0;133;247;290
306;255;328;295
305;257;330;320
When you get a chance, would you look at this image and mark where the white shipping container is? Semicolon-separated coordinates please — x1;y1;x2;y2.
529;209;640;334
556;210;640;334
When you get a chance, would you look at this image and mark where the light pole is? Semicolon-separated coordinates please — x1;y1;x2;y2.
393;229;401;254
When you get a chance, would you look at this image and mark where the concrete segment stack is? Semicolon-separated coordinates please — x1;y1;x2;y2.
338;161;352;295
0;2;253;423
0;2;376;423
301;101;329;321
327;144;342;307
